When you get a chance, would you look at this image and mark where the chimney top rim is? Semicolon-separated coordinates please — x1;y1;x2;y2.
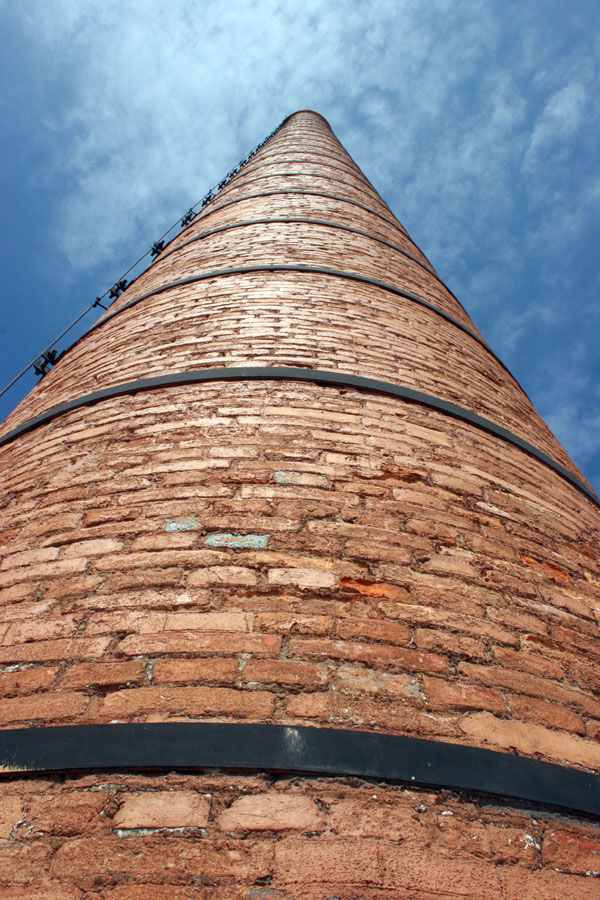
281;110;333;129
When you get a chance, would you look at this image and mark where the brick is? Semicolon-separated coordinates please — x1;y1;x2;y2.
27;792;106;834
327;797;418;841
3;615;78;645
0;690;88;724
0;636;110;663
61;660;147;690
116;631;280;657
219;793;324;831
114;791;209;829
335;664;421;699
0;546;60;570
284;690;458;739
0;665;58;697
415;628;486;660
51;835;274;884
152;658;238;684
457;661;600;717
83;609;166;635
336;616;410;646
424;676;506;714
254;612;332;634
288;637;449;673
243;658;328;688
188;566;257;586
99;685;276;719
275;837;502;895
0;796;22;838
267;567;336;589
0;557;88;588
460;711;600;768
542;827;600;874
0;843;52;884
61;537;123;557
507;693;586;734
164;611;253;631
339;577;410;602
93;550;222;572
501;867;600;900
0;884;80;900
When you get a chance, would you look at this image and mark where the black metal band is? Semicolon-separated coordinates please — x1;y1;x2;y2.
196;188;413;244
81;265;490;362
156;217;440;288
241;154;374;190
1;723;598;819
1;366;596;506
244;148;389;214
217;170;394;216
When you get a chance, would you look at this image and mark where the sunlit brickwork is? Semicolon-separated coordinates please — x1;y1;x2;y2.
1;110;599;897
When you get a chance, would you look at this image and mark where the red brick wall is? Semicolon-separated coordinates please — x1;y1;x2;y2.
1;110;599;896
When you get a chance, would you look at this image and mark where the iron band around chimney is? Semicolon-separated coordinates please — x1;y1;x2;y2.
215;170;394;215
1;723;598;819
153;217;443;291
75;265;489;361
241;153;375;191
0;366;597;507
199;188;414;243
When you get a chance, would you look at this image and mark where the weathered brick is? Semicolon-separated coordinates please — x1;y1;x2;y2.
267;567;336;589
242;658;328;688
61;537;123;557
288;637;449;673
114;791;209;829
275;837;502;895
0;690;88;724
152;658;238;684
336;616;411;646
3;614;78;645
116;631;280;657
0;796;22;838
188;566;257;586
460;711;600;768
0;665;58;697
50;835;274;884
0;546;60;570
424;676;506;714
26;792;106;834
541;827;600;874
254;612;332;635
0;636;110;664
219;793;324;831
61;660;147;690
99;685;276;719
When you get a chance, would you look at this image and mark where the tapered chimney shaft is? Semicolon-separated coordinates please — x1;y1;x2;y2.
1;111;599;896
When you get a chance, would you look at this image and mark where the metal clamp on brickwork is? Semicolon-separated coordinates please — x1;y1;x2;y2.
33;350;59;377
180;209;196;227
150;241;165;258
109;279;128;300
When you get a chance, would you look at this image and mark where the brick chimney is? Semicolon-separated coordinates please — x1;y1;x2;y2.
1;110;599;896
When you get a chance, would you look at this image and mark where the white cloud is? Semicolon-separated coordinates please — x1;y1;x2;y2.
524;79;587;172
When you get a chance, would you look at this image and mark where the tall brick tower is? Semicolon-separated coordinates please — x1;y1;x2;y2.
1;111;599;897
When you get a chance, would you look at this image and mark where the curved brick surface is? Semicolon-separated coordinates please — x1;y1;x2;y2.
1;110;599;896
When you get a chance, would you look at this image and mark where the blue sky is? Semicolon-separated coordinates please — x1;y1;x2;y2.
1;0;598;490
